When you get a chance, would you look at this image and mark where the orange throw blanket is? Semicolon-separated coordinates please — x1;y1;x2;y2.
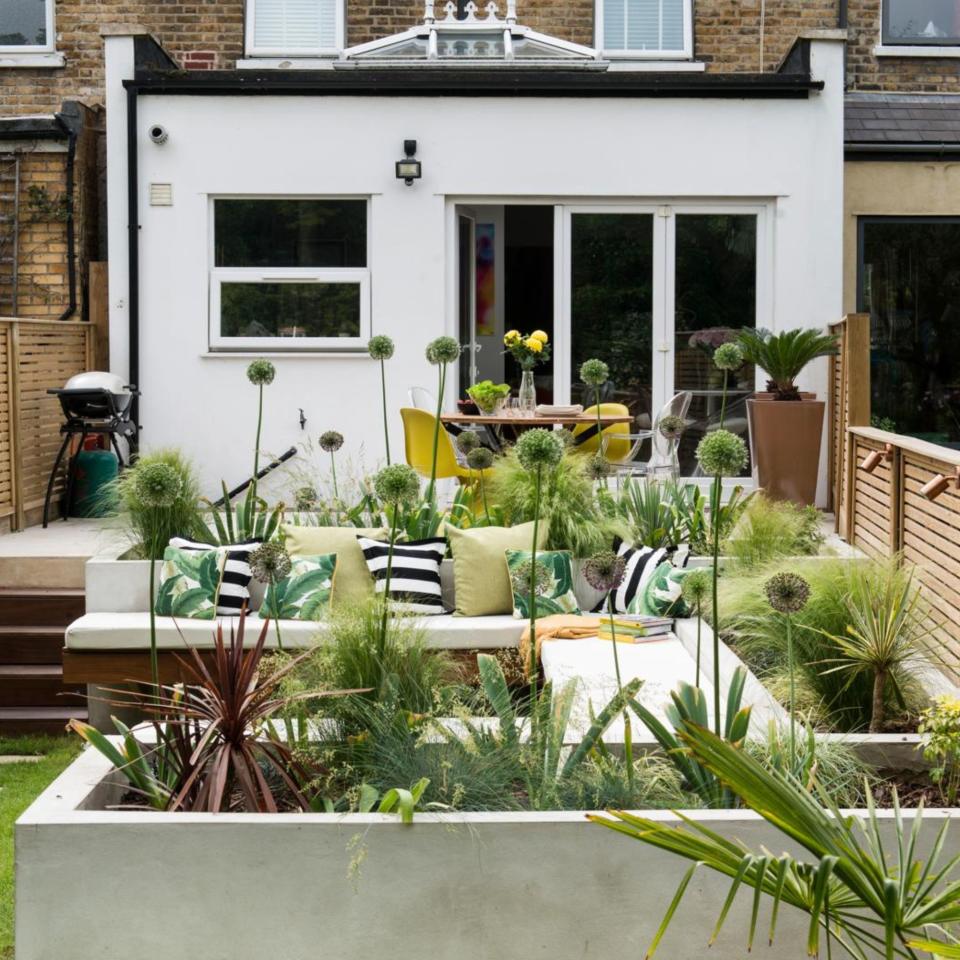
519;614;602;676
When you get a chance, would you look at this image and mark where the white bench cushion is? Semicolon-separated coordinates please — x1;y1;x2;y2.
65;612;525;651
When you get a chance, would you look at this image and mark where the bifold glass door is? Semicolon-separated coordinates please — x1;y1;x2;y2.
562;204;762;477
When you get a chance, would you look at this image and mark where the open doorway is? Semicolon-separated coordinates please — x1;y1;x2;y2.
457;204;554;402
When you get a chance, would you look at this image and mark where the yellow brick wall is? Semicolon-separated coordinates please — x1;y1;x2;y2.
1;0;957;120
0;151;72;318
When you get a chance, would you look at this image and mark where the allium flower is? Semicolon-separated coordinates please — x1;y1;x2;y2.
658;414;686;440
467;447;494;471
511;557;554;598
515;428;564;472
246;359;276;386
374;463;420;504
132;462;182;509
583;550;626;593
580;358;610;387
294;485;318;511
681;568;711;607
586;454;610;481
695;429;748;477
368;335;395;361
319;430;344;453
249;541;292;585
426;336;461;365
714;342;744;372
555;428;576;447
764;572;811;615
456;431;480;454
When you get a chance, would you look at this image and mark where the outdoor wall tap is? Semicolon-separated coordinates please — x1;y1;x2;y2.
299;408;307;430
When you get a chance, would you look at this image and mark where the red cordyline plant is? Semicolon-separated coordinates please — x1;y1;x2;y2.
75;611;360;813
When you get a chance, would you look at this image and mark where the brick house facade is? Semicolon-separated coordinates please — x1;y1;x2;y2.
0;0;956;330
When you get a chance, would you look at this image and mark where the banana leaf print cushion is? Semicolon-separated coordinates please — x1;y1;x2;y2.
258;553;337;621
505;549;581;619
627;561;690;618
154;547;225;620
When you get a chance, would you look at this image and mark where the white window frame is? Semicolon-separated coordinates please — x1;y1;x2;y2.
877;0;960;52
0;0;59;61
208;196;371;353
244;0;345;58
594;0;693;60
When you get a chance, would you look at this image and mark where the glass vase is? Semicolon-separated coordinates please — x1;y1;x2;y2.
518;369;537;414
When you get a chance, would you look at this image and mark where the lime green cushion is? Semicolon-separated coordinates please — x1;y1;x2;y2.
447;522;544;617
154;546;224;620
281;525;386;607
259;553;337;621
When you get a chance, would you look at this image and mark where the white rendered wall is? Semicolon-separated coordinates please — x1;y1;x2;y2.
109;39;845;500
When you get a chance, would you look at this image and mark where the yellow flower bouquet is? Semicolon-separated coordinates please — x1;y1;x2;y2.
503;329;551;370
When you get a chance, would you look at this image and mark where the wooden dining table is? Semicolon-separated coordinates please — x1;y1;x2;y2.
440;412;634;427
441;411;635;451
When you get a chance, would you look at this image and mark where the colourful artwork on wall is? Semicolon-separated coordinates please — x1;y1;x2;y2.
476;223;496;337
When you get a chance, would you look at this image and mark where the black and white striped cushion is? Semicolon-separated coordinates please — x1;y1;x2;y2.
356;536;446;616
168;537;257;616
592;541;668;614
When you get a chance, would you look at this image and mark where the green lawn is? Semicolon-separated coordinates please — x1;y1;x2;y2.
0;736;81;959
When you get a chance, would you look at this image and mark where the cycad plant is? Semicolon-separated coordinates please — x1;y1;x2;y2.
591;721;960;960
738;328;838;400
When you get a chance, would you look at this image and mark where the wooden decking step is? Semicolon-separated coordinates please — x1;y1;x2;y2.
0;626;65;664
0;705;88;736
0;588;85;628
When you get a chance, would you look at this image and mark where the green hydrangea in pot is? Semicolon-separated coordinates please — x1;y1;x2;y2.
738;328;838;507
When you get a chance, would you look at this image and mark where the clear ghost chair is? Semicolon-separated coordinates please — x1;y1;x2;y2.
408;386;436;410
646;391;693;480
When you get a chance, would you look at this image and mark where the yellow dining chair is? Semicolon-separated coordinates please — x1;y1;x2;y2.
571;403;632;462
400;408;494;484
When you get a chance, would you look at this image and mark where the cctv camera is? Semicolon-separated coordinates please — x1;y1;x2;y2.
148;124;168;145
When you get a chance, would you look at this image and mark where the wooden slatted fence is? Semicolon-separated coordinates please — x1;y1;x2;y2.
0;318;92;530
848;427;960;680
828;313;871;540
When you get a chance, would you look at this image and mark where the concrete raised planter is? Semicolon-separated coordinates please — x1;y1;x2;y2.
17;746;957;960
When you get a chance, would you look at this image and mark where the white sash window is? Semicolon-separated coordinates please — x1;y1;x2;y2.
246;0;344;57
597;0;692;59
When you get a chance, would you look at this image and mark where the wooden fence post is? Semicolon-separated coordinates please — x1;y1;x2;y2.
88;262;109;371
8;322;23;531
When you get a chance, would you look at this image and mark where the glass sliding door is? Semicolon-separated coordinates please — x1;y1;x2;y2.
569;212;655;424
859;217;960;448
672;212;757;476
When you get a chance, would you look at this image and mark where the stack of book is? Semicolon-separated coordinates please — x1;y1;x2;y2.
597;614;673;643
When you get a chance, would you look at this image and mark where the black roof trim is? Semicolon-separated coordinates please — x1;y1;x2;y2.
0;115;68;141
125;67;822;99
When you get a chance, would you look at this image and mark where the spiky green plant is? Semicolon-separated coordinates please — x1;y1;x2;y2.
719;557;929;732
486;445;619;557
738;328;838;400
591;722;960;960
815;564;937;732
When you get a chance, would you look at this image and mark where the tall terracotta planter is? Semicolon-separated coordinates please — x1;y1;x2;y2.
746;397;824;506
